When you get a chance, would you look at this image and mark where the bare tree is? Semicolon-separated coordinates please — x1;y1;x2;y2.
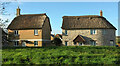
0;2;10;28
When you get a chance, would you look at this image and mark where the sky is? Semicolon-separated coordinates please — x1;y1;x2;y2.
1;2;118;35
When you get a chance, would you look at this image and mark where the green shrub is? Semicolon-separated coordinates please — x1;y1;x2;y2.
2;46;120;64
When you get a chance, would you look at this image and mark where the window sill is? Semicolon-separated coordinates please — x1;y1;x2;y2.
90;34;96;35
64;34;68;36
34;45;38;46
14;35;19;36
34;35;39;36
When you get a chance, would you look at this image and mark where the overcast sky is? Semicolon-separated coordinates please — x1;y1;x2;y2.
1;2;118;35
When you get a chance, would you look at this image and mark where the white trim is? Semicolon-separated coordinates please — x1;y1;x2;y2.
11;39;51;41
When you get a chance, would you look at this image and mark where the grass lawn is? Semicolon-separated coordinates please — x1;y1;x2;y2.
2;46;120;64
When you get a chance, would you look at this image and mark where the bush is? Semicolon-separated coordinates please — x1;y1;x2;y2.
2;46;120;64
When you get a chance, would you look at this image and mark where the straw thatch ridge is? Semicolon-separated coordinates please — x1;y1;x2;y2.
7;13;51;30
61;15;116;30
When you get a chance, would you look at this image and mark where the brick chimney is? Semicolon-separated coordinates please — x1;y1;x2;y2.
16;6;20;16
100;10;103;16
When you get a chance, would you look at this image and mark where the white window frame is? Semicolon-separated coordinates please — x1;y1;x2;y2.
14;30;19;35
79;42;82;46
34;29;38;35
14;41;19;46
34;41;38;46
90;29;96;35
22;42;26;47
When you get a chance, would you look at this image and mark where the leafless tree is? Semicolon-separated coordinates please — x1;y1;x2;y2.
0;2;10;28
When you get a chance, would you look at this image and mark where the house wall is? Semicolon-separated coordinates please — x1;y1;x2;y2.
42;17;51;46
62;29;116;46
8;29;43;46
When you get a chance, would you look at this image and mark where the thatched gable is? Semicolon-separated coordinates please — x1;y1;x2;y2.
62;15;116;30
7;13;52;31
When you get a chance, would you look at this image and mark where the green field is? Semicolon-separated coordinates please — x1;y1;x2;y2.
2;46;120;64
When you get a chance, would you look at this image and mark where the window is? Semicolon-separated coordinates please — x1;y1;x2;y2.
90;29;96;35
14;30;18;35
102;29;106;34
91;41;96;46
34;41;38;46
65;41;67;46
14;41;19;46
79;42;82;46
110;40;114;46
22;42;26;47
65;30;67;35
34;29;38;35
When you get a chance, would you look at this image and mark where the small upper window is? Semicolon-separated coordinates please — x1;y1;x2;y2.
102;29;106;34
34;29;38;35
90;29;96;35
14;30;18;35
65;30;67;35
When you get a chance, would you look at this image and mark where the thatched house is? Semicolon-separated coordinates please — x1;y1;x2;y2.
61;10;117;46
7;7;52;47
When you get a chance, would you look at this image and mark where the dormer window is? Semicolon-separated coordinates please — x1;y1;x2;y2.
14;30;18;35
34;29;38;35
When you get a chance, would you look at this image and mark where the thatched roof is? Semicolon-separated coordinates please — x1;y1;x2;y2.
7;13;51;30
62;15;116;30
